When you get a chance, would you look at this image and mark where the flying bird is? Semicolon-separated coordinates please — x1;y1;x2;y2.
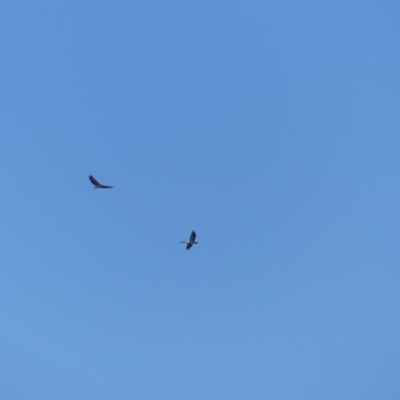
89;175;113;189
180;230;198;250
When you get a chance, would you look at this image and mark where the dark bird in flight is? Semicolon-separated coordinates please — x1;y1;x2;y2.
89;175;113;189
180;230;198;250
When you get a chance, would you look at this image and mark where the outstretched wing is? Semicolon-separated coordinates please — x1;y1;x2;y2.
89;175;101;187
186;243;193;250
89;175;113;188
190;231;196;242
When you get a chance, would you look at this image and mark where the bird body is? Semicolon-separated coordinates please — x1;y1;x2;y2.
89;175;113;189
181;230;198;250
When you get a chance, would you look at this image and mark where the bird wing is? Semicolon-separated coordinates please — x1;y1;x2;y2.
186;243;193;250
190;231;196;241
89;175;101;187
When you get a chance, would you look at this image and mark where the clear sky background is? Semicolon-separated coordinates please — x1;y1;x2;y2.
1;1;399;399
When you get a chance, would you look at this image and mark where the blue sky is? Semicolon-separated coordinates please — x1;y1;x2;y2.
1;1;399;399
